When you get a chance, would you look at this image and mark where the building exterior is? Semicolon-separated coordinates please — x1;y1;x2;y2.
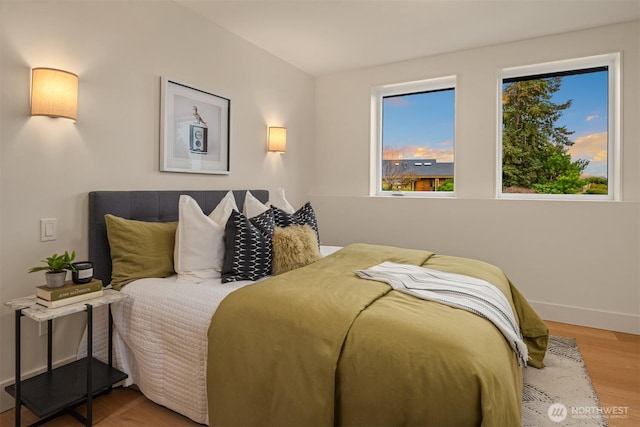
382;159;454;191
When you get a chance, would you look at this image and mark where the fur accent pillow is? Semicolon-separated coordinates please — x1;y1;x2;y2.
272;225;321;275
272;202;320;246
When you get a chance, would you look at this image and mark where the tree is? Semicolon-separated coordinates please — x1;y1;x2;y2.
584;177;608;195
381;149;419;191
381;160;418;191
502;77;588;193
436;179;454;192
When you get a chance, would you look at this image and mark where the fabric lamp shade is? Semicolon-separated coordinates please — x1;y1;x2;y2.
268;127;287;152
31;68;78;121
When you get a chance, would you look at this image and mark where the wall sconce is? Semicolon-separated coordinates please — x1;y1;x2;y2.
31;67;78;122
268;127;287;153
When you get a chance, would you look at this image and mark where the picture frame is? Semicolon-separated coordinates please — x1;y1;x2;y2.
161;78;230;174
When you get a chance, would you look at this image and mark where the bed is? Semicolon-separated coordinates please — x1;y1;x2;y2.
85;189;549;426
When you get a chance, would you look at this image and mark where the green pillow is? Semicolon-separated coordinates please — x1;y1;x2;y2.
104;214;177;290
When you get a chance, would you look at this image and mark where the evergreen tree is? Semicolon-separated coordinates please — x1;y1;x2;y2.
502;77;588;193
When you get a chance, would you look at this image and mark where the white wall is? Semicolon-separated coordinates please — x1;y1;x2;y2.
0;0;638;415
312;21;640;334
0;0;314;410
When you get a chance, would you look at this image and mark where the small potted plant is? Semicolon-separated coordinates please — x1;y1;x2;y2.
28;251;77;288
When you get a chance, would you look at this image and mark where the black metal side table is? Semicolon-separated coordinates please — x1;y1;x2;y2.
4;289;128;426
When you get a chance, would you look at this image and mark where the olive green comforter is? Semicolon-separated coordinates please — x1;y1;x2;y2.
207;243;548;426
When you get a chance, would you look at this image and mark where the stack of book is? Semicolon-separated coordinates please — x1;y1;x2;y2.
36;279;103;308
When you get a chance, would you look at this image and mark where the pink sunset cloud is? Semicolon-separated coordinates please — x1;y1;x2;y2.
385;97;410;107
383;141;454;162
568;132;607;177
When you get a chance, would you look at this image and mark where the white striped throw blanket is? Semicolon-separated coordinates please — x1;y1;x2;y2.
355;262;529;367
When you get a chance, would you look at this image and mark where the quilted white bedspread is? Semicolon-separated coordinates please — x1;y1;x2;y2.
82;276;252;423
79;246;342;424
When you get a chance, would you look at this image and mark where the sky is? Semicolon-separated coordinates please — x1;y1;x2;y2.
382;89;455;162
382;70;608;178
550;69;608;178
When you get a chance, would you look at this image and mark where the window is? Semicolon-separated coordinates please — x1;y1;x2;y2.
371;77;456;195
498;54;619;199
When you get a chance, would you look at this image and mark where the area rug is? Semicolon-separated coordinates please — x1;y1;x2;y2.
523;335;607;426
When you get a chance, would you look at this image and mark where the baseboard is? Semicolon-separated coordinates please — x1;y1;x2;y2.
0;355;77;413
531;300;640;335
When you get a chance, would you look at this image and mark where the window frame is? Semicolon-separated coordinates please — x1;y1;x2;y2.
496;53;620;201
370;76;457;197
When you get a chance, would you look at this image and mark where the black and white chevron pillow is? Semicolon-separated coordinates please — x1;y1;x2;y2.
222;209;276;283
271;202;320;246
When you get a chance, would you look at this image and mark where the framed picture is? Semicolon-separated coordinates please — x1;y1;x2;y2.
161;78;230;174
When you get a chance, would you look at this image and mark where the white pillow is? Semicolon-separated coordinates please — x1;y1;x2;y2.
243;191;270;218
243;188;295;218
269;187;295;214
210;191;238;225
174;192;238;282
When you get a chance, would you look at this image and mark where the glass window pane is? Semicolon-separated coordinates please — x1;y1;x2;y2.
381;88;455;192
501;68;609;195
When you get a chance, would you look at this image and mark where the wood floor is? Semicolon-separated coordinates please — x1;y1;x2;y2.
1;321;638;426
545;321;640;427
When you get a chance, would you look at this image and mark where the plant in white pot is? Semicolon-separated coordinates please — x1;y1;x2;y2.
28;251;77;288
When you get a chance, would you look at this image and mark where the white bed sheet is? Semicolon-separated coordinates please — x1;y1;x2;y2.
79;245;342;424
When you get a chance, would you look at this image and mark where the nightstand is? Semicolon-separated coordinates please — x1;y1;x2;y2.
4;289;128;426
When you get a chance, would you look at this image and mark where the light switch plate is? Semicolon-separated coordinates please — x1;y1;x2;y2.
40;218;56;241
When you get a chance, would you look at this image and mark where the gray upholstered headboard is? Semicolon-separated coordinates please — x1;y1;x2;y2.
88;190;269;285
